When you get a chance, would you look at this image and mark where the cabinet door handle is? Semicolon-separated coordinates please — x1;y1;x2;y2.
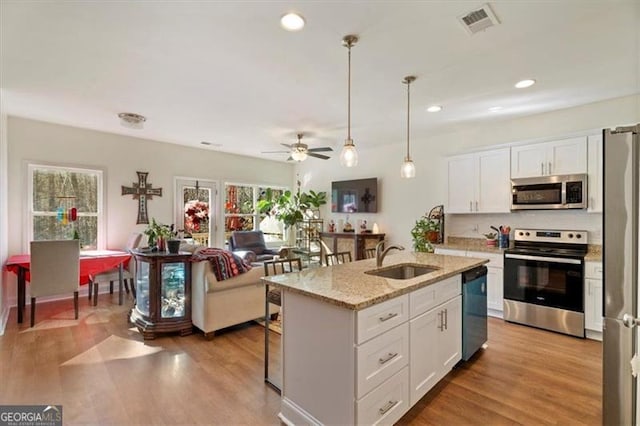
541;163;544;175
469;201;472;212
475;201;478;212
379;400;399;416
379;312;398;322
444;308;448;330
437;311;443;331
378;352;399;365
548;161;552;175
588;281;592;296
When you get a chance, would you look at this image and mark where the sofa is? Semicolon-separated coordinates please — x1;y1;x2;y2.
190;247;278;338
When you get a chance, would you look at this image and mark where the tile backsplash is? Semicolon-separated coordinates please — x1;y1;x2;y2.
446;211;603;244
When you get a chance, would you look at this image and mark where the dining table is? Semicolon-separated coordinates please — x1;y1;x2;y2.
5;249;132;323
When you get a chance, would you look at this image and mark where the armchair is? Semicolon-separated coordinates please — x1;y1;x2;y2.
229;231;278;263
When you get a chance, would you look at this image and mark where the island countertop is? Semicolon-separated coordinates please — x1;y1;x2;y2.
262;251;489;310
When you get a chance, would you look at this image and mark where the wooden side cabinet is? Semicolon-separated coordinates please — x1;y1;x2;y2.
130;251;193;339
320;232;385;262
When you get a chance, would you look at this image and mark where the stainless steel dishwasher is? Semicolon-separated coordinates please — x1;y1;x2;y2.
462;266;488;361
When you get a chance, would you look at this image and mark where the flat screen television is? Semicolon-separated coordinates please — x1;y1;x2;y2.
331;178;378;213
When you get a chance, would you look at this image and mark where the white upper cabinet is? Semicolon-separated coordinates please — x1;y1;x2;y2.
448;148;510;214
511;136;587;178
587;134;603;213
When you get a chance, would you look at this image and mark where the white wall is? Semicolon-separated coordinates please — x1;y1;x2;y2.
0;92;9;333
296;94;640;249
5;117;293;306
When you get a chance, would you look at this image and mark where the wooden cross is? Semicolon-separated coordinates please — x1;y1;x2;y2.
122;172;163;224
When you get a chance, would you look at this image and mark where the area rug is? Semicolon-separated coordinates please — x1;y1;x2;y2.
255;316;282;335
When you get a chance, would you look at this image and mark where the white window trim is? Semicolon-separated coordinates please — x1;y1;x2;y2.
26;162;106;251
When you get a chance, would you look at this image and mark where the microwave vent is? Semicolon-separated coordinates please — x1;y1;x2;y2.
458;4;500;35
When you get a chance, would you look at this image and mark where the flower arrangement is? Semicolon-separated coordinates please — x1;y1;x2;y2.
184;200;209;233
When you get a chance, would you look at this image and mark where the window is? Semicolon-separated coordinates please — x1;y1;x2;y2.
28;163;104;250
224;183;286;244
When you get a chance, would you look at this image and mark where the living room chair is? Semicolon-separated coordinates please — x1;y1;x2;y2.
263;257;302;394
29;240;80;327
89;232;142;306
229;230;278;263
325;251;352;265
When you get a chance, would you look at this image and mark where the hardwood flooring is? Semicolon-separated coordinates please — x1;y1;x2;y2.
0;296;601;425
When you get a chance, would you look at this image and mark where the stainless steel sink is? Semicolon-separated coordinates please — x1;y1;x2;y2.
365;263;440;280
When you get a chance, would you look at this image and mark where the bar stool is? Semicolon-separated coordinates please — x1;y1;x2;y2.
325;251;353;266
263;257;302;394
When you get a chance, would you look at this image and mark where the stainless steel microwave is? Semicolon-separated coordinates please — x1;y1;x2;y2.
511;174;588;210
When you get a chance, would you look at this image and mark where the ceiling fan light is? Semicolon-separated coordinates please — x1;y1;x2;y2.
291;150;308;162
401;158;416;179
340;139;358;167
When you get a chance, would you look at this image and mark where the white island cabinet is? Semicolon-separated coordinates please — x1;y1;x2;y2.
264;252;486;426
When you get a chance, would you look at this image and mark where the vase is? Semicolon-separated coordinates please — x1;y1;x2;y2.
167;239;181;254
156;237;166;252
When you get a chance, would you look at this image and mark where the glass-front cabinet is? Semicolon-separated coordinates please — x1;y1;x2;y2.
130;252;192;339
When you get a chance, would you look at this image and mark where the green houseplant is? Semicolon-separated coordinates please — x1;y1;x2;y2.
144;218;173;251
410;216;439;252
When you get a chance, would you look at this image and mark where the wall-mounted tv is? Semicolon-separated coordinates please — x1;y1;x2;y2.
331;178;378;213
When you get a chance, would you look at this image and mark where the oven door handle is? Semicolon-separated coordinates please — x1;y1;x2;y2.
504;253;582;265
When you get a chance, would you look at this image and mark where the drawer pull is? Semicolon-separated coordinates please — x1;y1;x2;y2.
379;400;399;416
378;352;398;365
379;312;399;322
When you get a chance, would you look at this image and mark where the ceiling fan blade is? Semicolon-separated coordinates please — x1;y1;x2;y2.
262;150;290;154
286;156;294;161
280;143;293;149
307;147;333;153
308;152;331;160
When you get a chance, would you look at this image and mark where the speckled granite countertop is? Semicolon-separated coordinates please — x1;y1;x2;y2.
263;252;488;311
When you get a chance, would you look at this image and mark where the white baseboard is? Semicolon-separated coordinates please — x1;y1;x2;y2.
5;285;129;308
488;309;504;319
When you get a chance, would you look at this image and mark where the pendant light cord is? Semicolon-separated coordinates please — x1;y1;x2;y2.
347;44;352;141
406;79;411;158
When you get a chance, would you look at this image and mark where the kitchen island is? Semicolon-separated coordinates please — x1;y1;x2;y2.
263;251;488;426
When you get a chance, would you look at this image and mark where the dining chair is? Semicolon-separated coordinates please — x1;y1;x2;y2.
89;233;142;306
29;240;80;327
363;247;377;259
263;257;302;394
325;251;353;266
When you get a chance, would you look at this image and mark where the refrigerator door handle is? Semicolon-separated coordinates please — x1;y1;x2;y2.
622;313;640;328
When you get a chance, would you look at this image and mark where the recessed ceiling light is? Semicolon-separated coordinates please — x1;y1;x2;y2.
427;105;442;113
280;12;305;31
489;106;503;112
118;112;146;129
515;79;536;89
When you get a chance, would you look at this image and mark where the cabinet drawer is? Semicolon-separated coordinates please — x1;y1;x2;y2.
356;366;409;426
410;275;461;318
356;322;409;399
585;262;603;279
466;251;503;268
357;294;408;344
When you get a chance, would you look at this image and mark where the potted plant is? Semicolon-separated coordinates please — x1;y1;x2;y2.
257;183;328;245
144;218;173;251
410;216;439;252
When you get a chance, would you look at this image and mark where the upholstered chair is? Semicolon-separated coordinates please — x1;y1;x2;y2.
29;240;80;327
229;231;278;263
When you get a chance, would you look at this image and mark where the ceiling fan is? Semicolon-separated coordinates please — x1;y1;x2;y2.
263;133;333;161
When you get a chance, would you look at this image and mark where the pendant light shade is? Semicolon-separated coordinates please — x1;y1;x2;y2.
400;76;417;179
340;35;359;168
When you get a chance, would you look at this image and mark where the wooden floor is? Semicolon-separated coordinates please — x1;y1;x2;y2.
0;296;602;425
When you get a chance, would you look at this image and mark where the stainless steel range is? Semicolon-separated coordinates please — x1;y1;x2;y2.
503;228;588;337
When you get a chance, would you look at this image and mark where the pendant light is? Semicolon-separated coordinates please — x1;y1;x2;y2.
340;35;359;168
400;76;416;179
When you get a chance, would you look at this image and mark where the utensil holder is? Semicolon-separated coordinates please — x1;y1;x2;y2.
499;234;509;249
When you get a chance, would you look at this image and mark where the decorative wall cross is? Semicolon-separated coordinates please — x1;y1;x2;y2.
122;172;163;224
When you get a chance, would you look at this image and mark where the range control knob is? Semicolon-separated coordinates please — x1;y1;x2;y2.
519;232;524;236
525;232;530;236
576;233;582;239
568;233;574;239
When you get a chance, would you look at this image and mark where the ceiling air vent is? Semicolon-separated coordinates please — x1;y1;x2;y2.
458;4;500;35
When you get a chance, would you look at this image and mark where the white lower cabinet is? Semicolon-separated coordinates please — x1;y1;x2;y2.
410;295;462;405
279;274;463;425
435;248;504;317
584;261;603;339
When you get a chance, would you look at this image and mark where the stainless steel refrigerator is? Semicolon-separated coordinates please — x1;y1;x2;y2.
604;124;640;425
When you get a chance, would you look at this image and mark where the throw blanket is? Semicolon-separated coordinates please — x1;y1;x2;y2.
191;248;252;281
